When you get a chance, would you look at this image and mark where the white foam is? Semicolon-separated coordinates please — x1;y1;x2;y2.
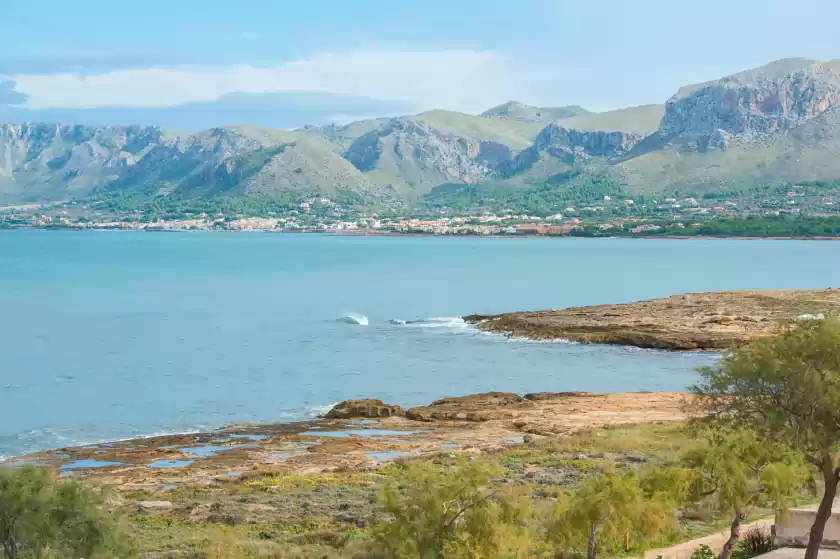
392;317;468;329
339;314;368;326
307;402;339;418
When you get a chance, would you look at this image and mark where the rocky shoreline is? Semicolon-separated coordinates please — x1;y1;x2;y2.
465;289;840;350
7;391;689;490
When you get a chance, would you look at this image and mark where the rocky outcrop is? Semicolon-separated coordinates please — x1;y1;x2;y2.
405;392;531;422
509;123;643;173
343;118;511;186
657;59;840;151
324;399;405;419
467;289;840;350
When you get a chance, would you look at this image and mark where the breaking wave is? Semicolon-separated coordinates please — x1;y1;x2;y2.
338;314;369;326
389;317;468;329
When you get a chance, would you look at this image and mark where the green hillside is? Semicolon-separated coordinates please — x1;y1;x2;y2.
414;110;541;149
558;104;665;135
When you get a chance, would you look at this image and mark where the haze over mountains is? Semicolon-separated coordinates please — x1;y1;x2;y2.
1;57;839;206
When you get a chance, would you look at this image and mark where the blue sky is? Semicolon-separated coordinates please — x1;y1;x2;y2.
1;0;839;120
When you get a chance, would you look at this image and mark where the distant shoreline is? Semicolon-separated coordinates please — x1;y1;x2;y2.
3;225;840;241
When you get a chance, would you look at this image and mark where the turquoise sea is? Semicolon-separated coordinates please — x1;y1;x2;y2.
1;231;839;459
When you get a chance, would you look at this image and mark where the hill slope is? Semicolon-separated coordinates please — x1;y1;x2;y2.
481;101;590;124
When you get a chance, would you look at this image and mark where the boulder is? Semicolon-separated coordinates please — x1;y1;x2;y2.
324;399;404;419
137;500;173;510
406;392;530;422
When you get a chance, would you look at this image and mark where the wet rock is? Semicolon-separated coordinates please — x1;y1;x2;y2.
324;399;404;419
523;392;590;401
513;420;564;436
406;392;529;422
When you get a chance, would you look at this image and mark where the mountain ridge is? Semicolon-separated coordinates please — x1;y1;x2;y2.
2;57;840;207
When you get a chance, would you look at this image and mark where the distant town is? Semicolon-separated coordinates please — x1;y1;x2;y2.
2;185;840;238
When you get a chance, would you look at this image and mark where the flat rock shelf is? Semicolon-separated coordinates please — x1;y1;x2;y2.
465;289;840;350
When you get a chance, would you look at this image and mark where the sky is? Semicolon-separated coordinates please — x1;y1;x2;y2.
1;0;839;127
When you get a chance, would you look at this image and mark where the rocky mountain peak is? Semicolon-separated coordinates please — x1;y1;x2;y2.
509;123;643;173
343;117;512;185
658;58;840;150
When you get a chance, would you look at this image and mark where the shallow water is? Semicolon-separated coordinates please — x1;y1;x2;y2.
366;451;410;461
148;459;194;469
2;231;839;458
60;459;122;470
298;429;418;438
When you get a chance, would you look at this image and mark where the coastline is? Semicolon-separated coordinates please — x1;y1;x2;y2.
466;289;840;349
2;226;840;241
4;391;690;490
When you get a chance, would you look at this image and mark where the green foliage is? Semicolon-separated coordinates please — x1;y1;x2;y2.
0;466;131;558
692;319;840;559
659;216;840;238
683;429;812;516
549;469;686;559
692;319;840;466
424;177;622;216
368;457;533;559
731;527;774;559
691;544;716;559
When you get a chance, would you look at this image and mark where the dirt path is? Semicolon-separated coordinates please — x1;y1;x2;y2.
641;518;773;559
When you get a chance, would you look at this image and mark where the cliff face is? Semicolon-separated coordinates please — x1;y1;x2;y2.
509;123;643;173
657;61;840;150
0;123;165;201
344;118;512;189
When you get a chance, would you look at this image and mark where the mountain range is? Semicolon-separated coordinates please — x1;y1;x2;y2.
1;57;839;207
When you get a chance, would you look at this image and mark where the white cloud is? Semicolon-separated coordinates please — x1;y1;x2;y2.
5;50;583;114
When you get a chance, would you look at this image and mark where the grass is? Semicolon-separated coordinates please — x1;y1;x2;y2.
114;421;817;558
558;104;665;135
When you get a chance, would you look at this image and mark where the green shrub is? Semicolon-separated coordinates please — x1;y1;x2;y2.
690;544;716;559
732;527;774;559
0;465;131;558
366;457;533;559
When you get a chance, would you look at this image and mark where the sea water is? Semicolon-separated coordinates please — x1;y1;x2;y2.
1;231;839;458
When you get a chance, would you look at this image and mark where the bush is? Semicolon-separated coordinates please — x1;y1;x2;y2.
0;465;131;558
732;527;774;559
690;544;716;559
366;457;533;559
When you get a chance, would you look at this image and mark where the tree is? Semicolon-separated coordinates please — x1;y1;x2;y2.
550;468;690;559
368;457;532;559
683;429;812;559
0;465;130;559
692;319;840;559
